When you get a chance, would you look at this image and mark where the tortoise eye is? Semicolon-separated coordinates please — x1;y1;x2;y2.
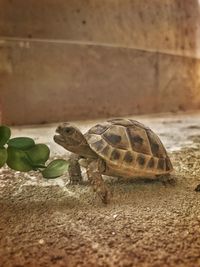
64;127;74;135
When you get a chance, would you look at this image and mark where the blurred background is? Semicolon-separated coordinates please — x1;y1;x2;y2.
0;0;200;125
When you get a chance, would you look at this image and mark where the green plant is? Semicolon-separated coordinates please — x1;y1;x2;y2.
0;125;69;178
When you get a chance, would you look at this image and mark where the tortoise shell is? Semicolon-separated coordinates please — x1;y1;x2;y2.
84;118;173;177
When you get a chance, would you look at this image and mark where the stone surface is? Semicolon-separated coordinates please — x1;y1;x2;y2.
1;113;200;267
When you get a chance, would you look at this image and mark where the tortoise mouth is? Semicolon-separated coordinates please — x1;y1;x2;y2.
54;128;75;145
54;134;64;144
54;127;66;144
54;126;66;142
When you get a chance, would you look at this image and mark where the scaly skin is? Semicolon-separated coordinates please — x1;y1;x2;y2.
68;153;82;184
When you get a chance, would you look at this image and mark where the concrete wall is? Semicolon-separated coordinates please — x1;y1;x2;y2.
0;0;200;125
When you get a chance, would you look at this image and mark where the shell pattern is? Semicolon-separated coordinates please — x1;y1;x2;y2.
84;118;173;176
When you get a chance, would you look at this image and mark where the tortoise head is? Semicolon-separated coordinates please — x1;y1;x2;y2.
54;123;87;154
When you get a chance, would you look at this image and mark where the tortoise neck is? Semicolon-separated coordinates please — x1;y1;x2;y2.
67;139;97;159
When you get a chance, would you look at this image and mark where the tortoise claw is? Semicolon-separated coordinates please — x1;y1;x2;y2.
97;187;112;204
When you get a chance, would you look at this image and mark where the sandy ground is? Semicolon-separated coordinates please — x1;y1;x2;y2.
1;112;200;267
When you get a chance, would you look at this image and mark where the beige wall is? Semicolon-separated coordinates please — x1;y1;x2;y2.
0;0;199;57
0;0;200;125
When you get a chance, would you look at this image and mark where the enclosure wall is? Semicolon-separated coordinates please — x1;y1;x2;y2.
0;0;200;125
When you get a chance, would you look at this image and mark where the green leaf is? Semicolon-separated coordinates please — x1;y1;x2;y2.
7;147;33;172
26;144;50;167
0;125;11;147
0;147;7;167
8;137;35;150
41;159;69;179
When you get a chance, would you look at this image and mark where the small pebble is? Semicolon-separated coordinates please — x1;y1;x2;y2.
38;239;45;245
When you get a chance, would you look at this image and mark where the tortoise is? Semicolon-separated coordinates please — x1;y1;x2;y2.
54;118;173;203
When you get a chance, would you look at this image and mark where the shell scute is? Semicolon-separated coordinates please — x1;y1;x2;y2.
127;126;151;155
146;157;155;169
136;154;146;167
101;145;110;157
146;129;166;157
129;119;149;129
110;149;121;161
107;118;133;126
157;158;166;170
88;124;109;135
103;133;122;145
91;139;105;152
123;151;134;163
102;125;130;150
166;157;173;171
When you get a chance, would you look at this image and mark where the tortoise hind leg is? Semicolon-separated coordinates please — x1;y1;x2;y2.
156;174;176;186
68;153;83;184
87;159;111;204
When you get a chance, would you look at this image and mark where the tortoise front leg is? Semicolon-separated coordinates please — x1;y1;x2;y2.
87;159;111;204
68;153;83;184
